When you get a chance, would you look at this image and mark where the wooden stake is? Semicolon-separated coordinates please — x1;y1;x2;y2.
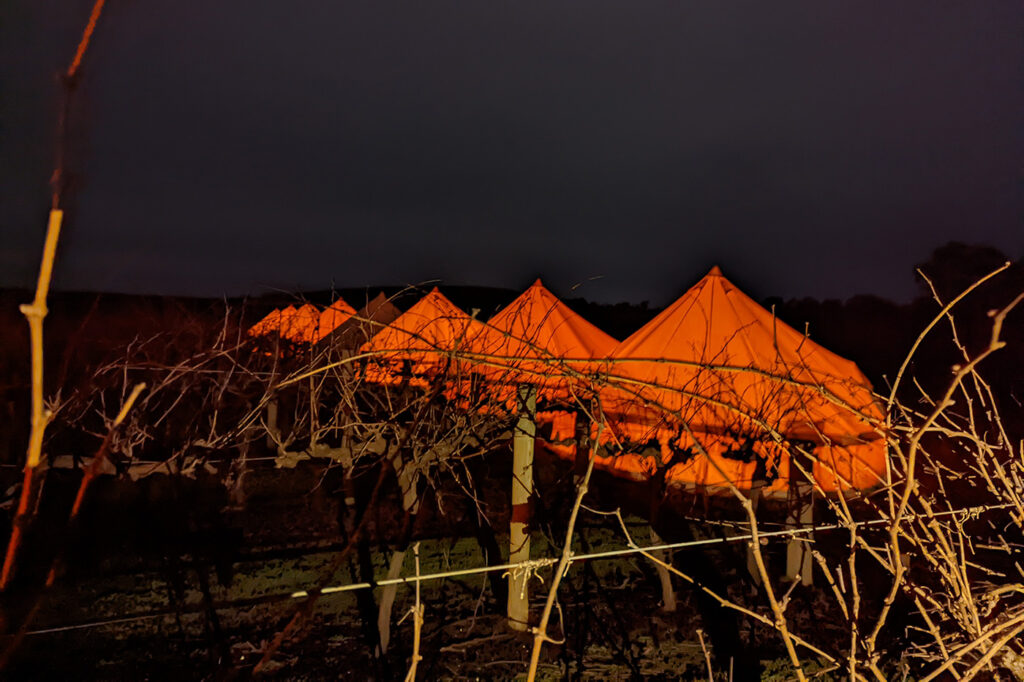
265;399;279;448
650;527;677;611
786;480;814;586
746;478;765;586
508;383;537;631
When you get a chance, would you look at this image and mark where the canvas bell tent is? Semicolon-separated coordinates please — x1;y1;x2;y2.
472;278;618;405
319;292;402;350
247;297;357;344
360;287;488;387
315;298;357;342
465;279;619;630
597;266;886;493
247;304;297;339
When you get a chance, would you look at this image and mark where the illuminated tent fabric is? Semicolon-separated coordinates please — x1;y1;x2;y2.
247;304;298;339
812;442;886;492
320;292;402;349
281;303;323;343
315;298;357;342
274;305;301;340
248;307;287;337
361;288;485;386
535;410;579;459
248;299;356;345
359;288;585;461
598;266;885;491
459;280;618;462
473;279;618;403
590;426;792;492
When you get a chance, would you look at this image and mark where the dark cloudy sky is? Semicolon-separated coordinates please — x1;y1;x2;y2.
2;1;1021;305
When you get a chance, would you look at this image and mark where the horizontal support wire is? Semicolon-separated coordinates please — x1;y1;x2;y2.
13;502;1010;638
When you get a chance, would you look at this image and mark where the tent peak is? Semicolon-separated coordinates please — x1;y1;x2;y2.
530;278;545;288
326;297;356;313
707;265;723;277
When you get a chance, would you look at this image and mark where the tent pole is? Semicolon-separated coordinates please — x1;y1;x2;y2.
508;383;537;631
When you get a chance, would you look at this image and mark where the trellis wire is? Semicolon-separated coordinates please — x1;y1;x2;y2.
292;502;1010;597
18;502;1011;637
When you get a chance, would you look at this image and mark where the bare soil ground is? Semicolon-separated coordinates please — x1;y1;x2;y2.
2;463;847;680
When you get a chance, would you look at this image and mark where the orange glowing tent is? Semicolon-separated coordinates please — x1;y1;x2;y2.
465;280;618;460
470;280;619;602
598;266;885;492
248;307;287;337
281;303;322;343
320;292;403;350
361;288;486;386
250;304;298;339
472;279;618;402
315;298;357;342
249;298;357;345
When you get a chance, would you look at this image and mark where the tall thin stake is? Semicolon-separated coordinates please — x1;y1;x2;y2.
525;421;603;682
0;0;108;591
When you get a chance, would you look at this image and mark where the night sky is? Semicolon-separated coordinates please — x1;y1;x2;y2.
2;1;1021;305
